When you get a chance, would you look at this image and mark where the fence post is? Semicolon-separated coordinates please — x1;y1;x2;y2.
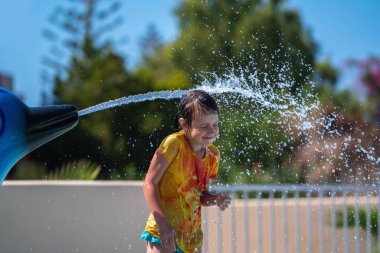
269;190;275;253
331;191;337;253
306;190;313;253
295;190;301;253
282;190;289;253
243;191;250;253
230;193;236;253
256;191;263;253
318;190;324;253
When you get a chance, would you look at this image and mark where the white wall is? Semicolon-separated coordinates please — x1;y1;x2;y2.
0;181;149;253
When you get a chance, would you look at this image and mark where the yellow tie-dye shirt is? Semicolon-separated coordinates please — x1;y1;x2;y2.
144;131;219;253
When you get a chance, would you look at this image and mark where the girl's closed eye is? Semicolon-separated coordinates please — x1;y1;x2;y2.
198;123;218;130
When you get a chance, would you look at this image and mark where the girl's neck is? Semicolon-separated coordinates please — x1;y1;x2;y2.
192;145;206;158
184;133;206;158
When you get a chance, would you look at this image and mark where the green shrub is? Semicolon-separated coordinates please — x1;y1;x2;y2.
335;207;378;237
48;160;101;180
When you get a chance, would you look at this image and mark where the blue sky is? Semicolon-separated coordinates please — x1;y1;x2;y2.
0;0;379;106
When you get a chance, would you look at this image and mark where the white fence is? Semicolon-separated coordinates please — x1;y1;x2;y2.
202;184;380;253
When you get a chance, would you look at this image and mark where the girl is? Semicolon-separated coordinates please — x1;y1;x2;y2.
141;90;231;253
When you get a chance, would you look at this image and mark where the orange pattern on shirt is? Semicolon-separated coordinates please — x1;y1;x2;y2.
144;131;219;253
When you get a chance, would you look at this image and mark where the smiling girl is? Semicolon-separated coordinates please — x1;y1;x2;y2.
141;90;231;253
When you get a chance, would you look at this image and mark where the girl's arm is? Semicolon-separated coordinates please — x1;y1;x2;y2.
143;152;176;251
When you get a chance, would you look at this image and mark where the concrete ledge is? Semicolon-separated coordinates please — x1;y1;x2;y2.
0;180;148;253
2;180;144;186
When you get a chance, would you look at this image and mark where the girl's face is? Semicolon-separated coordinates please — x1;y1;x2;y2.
180;113;219;151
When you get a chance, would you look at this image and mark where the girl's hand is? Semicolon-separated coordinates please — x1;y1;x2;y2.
158;221;177;251
215;193;231;211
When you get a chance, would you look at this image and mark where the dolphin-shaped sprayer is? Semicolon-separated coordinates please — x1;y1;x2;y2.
0;87;78;184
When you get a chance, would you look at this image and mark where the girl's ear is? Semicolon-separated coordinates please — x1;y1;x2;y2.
178;118;187;130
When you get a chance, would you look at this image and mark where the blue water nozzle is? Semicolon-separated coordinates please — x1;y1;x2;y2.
0;87;78;184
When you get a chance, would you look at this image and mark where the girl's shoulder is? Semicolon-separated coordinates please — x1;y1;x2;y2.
160;131;186;147
206;144;220;160
207;144;219;154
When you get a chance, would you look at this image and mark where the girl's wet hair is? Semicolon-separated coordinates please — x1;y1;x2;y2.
175;90;219;129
